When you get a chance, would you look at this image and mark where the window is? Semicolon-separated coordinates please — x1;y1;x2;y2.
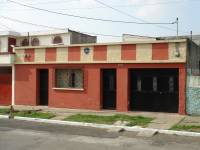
169;77;174;92
53;36;63;44
55;69;83;89
137;76;142;92
199;61;200;74
21;38;29;46
153;76;157;92
31;38;39;46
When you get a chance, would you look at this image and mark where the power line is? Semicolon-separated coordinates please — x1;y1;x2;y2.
0;15;156;38
0;15;122;38
25;0;79;5
6;0;175;25
0;15;66;30
93;0;177;32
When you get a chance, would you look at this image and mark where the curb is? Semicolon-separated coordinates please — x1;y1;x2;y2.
1;115;200;137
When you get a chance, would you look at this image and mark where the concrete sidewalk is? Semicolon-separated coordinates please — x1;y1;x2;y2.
0;105;187;130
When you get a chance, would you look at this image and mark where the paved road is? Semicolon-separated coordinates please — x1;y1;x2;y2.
0;119;200;150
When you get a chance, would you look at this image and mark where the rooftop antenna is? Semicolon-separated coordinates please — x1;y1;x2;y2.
190;31;193;41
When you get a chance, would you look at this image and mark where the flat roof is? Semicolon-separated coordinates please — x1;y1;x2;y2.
14;39;187;50
0;29;69;37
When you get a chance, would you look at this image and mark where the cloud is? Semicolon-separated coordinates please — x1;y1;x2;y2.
129;0;168;19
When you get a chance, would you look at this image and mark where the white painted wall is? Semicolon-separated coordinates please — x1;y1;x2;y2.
122;34;156;42
0;54;14;65
16;33;71;46
0;36;8;52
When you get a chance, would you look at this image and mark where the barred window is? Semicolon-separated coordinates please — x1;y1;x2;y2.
21;38;29;46
53;36;63;44
55;69;83;89
31;38;39;46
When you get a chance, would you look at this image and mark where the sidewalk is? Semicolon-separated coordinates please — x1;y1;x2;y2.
0;105;186;129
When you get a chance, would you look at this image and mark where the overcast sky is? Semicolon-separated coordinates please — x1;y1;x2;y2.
0;0;200;42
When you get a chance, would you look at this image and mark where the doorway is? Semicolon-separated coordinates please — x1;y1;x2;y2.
102;69;116;109
129;69;179;113
38;69;49;105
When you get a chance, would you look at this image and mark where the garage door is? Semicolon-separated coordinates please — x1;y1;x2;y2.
129;69;178;113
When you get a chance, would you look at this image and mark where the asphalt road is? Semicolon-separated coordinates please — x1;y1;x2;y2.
0;118;200;150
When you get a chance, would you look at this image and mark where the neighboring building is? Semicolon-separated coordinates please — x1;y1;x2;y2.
0;29;96;106
11;38;200;115
122;34;156;42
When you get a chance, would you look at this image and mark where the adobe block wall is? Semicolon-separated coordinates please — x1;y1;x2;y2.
186;41;200;115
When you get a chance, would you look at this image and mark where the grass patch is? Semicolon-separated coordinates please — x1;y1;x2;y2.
64;114;153;127
171;125;200;132
0;108;10;115
14;110;56;119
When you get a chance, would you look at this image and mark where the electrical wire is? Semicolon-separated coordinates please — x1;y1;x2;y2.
93;0;177;32
0;15;121;37
6;0;175;25
0;15;156;38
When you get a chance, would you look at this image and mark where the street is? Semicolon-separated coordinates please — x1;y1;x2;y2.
0;119;200;150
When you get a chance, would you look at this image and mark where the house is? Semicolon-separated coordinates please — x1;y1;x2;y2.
0;29;96;106
1;29;200;115
10;37;200;115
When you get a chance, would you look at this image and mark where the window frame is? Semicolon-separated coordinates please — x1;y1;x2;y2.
53;67;85;91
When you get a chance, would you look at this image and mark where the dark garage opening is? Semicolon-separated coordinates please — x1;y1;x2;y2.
129;69;179;113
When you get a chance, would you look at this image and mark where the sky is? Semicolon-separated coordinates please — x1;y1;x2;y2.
0;0;200;42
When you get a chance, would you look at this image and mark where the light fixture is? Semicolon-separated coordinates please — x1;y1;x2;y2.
175;42;180;57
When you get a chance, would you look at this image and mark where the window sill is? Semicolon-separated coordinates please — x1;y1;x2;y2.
53;87;84;91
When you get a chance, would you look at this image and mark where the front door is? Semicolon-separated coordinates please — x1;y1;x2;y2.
102;69;116;109
39;69;48;106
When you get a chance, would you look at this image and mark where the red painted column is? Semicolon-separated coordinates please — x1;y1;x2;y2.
117;66;129;112
179;67;186;115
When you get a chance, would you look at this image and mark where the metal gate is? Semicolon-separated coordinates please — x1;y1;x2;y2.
129;69;179;113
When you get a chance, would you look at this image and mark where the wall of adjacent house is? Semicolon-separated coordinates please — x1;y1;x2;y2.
186;41;200;115
0;67;12;106
0;36;8;52
70;31;97;44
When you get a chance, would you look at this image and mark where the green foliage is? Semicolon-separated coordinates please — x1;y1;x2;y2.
64;114;153;127
0;108;10;115
14;110;56;119
171;125;200;132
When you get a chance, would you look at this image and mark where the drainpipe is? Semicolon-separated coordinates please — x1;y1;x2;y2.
28;32;30;46
11;65;15;106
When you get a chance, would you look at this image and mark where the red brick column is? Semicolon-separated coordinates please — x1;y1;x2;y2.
179;67;186;115
117;67;129;112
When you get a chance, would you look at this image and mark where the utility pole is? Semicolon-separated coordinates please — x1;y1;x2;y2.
176;17;179;38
